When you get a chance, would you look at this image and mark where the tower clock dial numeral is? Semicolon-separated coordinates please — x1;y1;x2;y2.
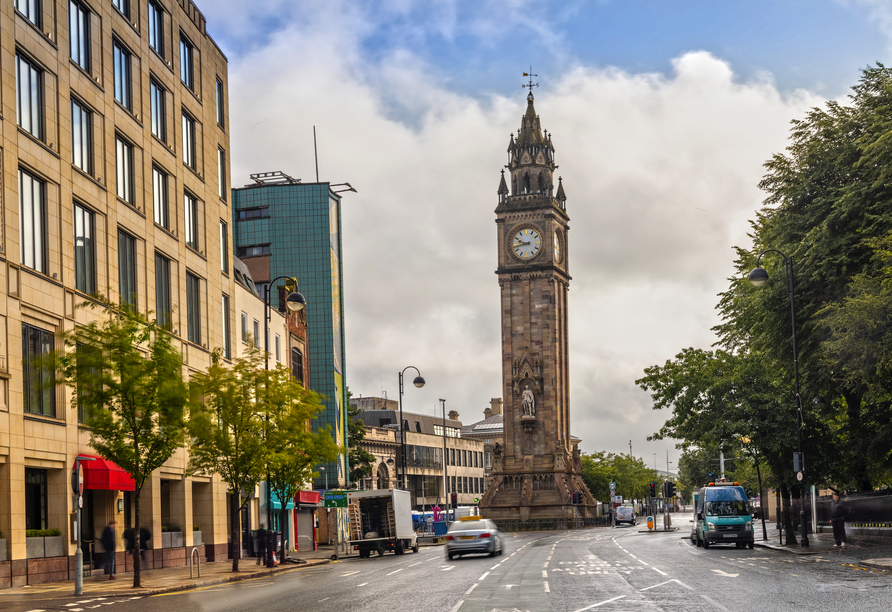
513;229;541;260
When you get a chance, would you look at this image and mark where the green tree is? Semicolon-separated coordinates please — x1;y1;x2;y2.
58;302;187;588
346;402;376;484
264;366;339;561
188;348;269;572
580;452;657;505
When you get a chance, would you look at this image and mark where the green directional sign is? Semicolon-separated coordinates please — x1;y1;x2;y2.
323;490;350;508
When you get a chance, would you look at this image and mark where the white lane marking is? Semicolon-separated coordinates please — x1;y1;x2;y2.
357;583;369;587
628;554;638;559
542;570;548;578
409;562;422;567
340;570;360;576
26;610;47;612
385;568;404;576
543;562;549;568
544;581;550;593
479;571;490;581
547;555;553;560
448;600;464;612
638;559;649;566
572;595;626;611
640;579;695;592
710;569;739;577
319;597;331;602
652;567;668;576
490;563;502;570
440;565;455;571
465;583;478;595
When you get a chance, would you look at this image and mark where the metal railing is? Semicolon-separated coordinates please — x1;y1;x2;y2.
190;547;201;579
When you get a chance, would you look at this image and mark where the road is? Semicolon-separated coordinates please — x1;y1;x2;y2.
7;525;891;612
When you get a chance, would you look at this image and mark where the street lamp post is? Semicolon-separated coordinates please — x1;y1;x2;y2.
73;456;95;595
397;367;425;492
748;250;809;547
440;398;448;522
264;276;306;565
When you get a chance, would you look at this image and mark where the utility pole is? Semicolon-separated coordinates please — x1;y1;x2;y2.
719;450;725;480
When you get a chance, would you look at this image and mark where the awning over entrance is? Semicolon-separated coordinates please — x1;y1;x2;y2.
75;454;136;491
295;490;320;509
270;490;295;511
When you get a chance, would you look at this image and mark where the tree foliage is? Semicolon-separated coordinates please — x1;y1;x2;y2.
346;402;376;484
580;452;658;503
58;301;187;587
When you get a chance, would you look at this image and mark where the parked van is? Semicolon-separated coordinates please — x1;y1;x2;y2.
615;506;636;526
693;479;754;549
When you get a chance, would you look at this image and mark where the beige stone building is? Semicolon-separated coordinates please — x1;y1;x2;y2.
462;399;504;489
0;0;243;587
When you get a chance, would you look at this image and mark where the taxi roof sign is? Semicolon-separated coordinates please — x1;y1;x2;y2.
459;515;483;521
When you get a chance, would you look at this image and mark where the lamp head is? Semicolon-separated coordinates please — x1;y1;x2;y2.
813;396;826;407
748;267;769;287
413;375;425;388
286;291;306;312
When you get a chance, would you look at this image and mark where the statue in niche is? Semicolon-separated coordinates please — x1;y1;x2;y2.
521;387;536;417
493;442;502;458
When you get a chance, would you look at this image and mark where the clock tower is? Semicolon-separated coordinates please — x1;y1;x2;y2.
479;89;595;524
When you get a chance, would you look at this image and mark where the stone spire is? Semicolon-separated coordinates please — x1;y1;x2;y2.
504;93;558;202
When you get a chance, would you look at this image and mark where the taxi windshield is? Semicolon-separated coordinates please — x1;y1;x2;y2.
705;500;749;516
449;520;486;531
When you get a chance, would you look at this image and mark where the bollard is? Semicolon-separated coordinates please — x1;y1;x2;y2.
190;547;200;579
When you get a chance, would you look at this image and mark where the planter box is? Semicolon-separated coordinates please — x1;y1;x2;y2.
193;531;202;546
170;533;184;548
44;536;65;557
0;538;7;561
161;533;171;548
26;538;44;559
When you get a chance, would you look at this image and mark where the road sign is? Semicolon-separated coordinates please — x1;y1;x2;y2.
796;471;803;482
609;481;616;491
323;490;349;508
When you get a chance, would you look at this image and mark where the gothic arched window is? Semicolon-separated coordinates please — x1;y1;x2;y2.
523;173;531;194
537;174;545;192
512;175;518;195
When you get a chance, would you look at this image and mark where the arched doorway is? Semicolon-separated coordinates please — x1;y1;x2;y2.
376;462;390;490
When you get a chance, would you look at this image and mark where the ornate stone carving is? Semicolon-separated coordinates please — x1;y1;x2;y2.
521;388;536;417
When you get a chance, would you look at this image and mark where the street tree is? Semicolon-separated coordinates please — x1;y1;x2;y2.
346;402;376;485
57;301;187;588
188;348;269;572
263;366;339;561
580;452;657;505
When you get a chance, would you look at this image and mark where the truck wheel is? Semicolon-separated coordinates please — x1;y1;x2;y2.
748;541;754;550
412;543;419;553
395;540;405;555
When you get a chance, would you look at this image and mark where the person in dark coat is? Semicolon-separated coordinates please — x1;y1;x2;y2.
256;524;267;565
139;526;151;563
100;521;117;580
830;493;848;547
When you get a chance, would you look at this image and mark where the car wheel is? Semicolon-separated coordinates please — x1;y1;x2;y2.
447;552;454;560
748;541;754;550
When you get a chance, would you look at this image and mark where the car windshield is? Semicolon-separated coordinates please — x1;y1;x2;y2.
705;501;750;516
449;520;487;531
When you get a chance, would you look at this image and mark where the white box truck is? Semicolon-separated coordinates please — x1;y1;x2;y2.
347;489;418;558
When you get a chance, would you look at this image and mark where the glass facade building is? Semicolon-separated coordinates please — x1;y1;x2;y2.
232;181;348;486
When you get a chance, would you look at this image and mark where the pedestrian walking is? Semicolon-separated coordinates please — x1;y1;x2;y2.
100;521;117;580
256;524;267;565
139;526;151;564
830;492;848;548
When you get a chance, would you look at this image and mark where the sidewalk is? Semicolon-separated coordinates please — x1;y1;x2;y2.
0;547;336;601
754;529;892;571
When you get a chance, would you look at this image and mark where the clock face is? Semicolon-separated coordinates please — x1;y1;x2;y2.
554;230;562;263
513;228;541;260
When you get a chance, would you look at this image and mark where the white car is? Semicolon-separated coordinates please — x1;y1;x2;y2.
615;506;636;525
446;517;504;559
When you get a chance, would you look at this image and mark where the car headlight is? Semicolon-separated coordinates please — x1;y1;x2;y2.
744;521;752;531
707;522;716;531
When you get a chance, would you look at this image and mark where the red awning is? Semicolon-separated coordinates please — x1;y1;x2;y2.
75;454;136;491
297;490;320;505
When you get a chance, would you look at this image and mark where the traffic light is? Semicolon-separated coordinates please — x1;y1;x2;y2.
451;493;457;505
649;482;656;498
573;491;580;504
665;481;676;497
473;497;479;504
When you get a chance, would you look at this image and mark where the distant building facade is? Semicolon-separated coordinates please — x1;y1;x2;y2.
462;399;505;489
232;173;349;488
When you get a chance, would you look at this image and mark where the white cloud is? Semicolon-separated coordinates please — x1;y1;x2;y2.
203;3;825;468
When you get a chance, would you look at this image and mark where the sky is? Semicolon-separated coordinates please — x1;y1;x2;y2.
199;0;892;472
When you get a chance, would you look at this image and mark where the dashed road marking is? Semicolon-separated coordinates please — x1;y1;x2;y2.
358;583;369;587
385;568;404;576
465;583;478;595
572;595;626;611
542;570;548;578
479;571;490;580
440;565;455;571
544;581;550;593
652;567;668;576
319;597;330;602
448;600;464;612
340;570;360;576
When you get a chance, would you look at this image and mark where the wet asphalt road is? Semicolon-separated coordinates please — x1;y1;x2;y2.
6;525;892;612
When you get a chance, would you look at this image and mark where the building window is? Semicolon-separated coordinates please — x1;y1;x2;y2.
74;203;95;294
113;40;131;110
450;449;455;466
155;253;171;330
118;230;137;308
236;245;270;258
16;54;43;139
222;295;231;359
152;166;168;229
237;207;270;220
179;36;194;90
218;148;226;200
275;334;281;362
15;0;41;27
434;424;443;436
220;221;228;272
216;78;224;126
115;136;133;203
463;477;468;493
474;452;478;468
19;169;46;274
150;79;166;141
148;0;163;57
241;312;247;343
253;320;259;349
186;272;201;344
184;193;198;249
484;451;492;469
112;0;129;18
69;0;91;71
462;450;467;466
25;468;48;530
182;111;196;169
22;323;55;417
451;476;456;494
71;99;92;173
291;347;303;383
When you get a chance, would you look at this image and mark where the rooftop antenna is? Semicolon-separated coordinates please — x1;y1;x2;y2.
522;67;539;99
313;125;320;183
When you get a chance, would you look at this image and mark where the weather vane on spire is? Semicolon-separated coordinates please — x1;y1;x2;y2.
522;67;538;99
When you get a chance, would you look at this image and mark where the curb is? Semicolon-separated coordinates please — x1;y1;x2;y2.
855;559;892;573
753;542;820;556
4;558;330;600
